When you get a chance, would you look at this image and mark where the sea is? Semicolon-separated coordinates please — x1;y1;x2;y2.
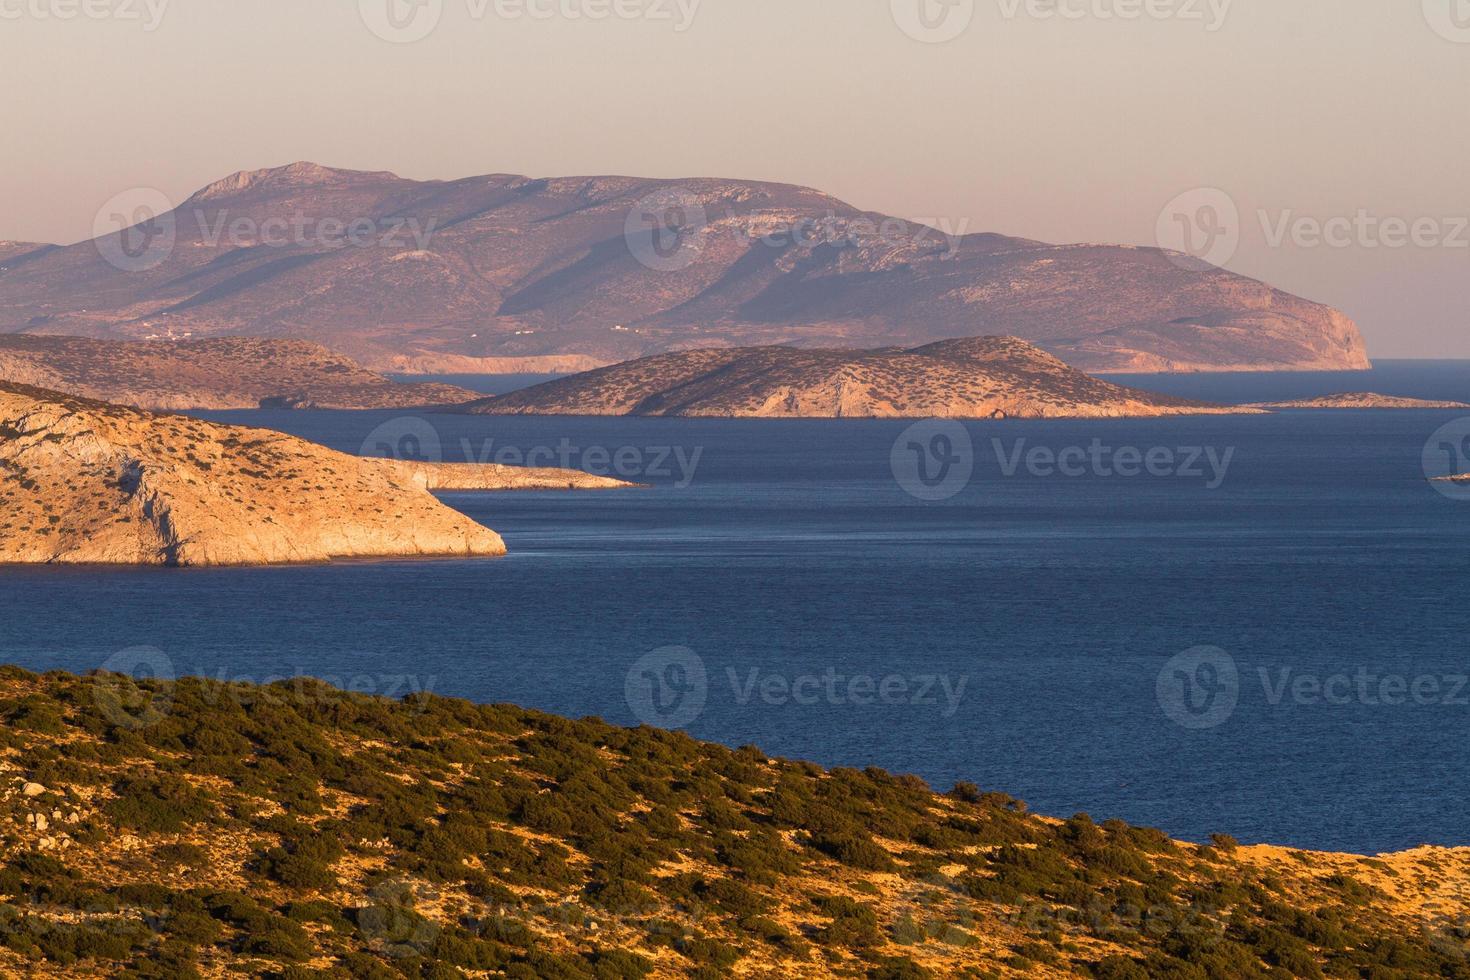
3;360;1469;854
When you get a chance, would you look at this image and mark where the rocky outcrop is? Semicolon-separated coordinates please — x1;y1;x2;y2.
0;163;1369;374
465;336;1262;419
0;383;625;566
1247;392;1470;410
0;335;480;410
384;460;632;492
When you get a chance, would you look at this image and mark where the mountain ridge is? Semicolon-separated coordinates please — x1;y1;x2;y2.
0;162;1371;375
466;336;1262;419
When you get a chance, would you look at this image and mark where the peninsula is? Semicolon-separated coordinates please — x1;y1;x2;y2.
1247;392;1470;410
0;382;625;566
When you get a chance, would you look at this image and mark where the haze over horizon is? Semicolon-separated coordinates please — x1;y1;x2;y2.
2;0;1466;358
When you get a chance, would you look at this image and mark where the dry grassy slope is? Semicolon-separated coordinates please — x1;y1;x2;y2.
0;670;1464;980
0;336;481;411
0;163;1370;374
468;337;1262;420
0;383;626;566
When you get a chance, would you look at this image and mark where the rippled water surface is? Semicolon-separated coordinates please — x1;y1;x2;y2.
4;372;1470;853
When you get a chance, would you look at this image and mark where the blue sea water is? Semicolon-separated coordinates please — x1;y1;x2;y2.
4;366;1470;854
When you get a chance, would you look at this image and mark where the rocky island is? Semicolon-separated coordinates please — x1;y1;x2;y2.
1247;392;1470;410
0;335;480;411
0;382;625;566
465;336;1261;419
0;668;1464;978
0;163;1370;375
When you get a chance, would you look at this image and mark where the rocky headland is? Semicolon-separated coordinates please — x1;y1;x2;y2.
0;335;480;410
0;383;626;566
1247;392;1470;410
465;336;1264;419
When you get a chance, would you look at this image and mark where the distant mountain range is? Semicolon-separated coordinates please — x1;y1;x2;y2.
0;163;1370;374
468;336;1255;419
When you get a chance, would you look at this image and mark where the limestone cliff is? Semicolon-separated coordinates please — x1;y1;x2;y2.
0;383;621;566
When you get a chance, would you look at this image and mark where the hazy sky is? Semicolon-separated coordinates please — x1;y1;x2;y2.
2;0;1467;357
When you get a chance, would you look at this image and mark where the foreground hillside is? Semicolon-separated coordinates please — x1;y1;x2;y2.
0;383;625;566
0;163;1369;373
0;336;479;410
467;337;1254;419
0;669;1463;979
